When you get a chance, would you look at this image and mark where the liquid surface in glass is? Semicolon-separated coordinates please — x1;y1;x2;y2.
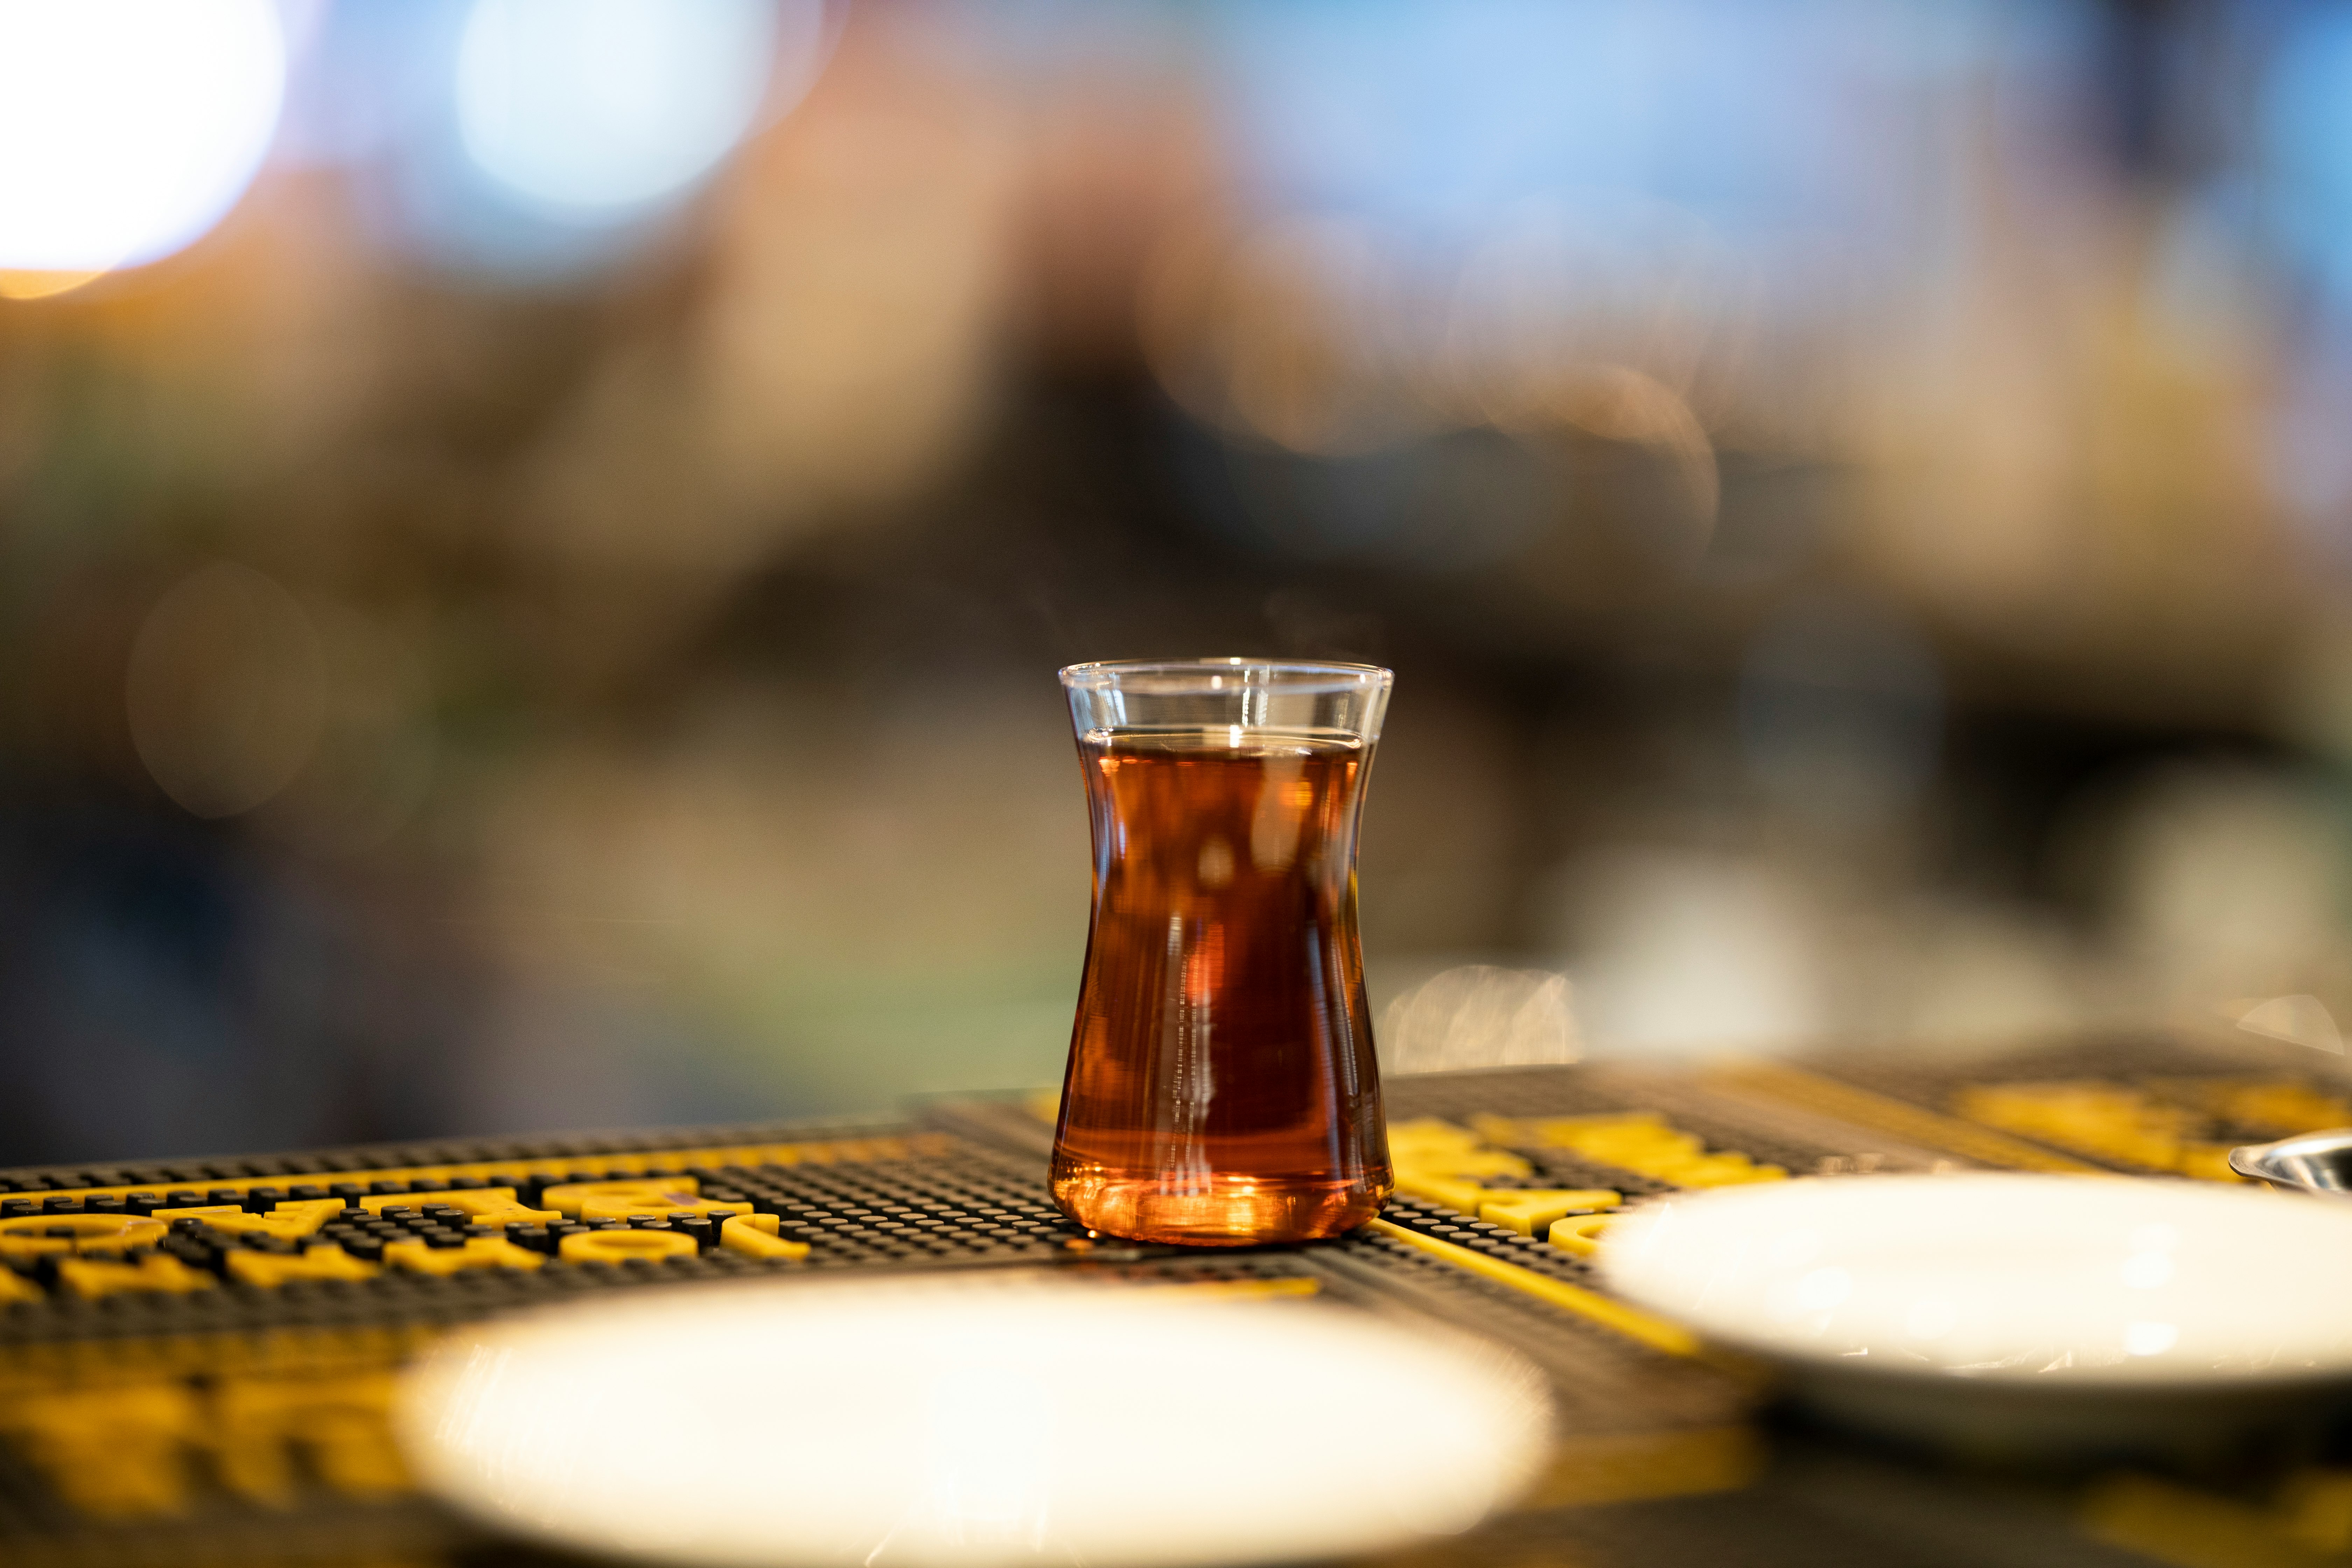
1051;726;1391;1245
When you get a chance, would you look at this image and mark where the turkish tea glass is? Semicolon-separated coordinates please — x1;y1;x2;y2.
1051;658;1394;1245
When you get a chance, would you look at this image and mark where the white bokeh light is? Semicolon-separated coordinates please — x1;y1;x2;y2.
0;0;286;273
454;0;790;217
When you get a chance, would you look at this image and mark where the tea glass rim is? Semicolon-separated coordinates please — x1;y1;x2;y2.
1059;657;1393;695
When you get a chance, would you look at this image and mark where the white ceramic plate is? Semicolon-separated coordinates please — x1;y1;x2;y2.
1596;1174;2352;1452
396;1276;1552;1568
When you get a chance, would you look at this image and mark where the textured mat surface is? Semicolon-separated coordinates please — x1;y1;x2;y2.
4;1035;2347;1567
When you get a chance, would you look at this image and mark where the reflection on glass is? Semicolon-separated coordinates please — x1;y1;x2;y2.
1052;659;1393;1246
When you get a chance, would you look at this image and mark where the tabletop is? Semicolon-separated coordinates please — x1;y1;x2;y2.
0;1033;2340;1568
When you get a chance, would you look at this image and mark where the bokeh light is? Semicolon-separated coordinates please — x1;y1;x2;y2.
125;565;327;821
2262;4;2352;301
0;0;285;278
454;0;795;216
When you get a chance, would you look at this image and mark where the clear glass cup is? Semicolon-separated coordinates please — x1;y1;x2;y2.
1051;657;1394;1245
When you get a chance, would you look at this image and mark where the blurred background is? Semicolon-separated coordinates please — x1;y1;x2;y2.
8;0;2352;1165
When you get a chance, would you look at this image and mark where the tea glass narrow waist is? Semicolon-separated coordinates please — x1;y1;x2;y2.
1050;658;1394;1246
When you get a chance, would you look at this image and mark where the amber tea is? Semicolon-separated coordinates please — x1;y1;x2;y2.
1051;719;1391;1245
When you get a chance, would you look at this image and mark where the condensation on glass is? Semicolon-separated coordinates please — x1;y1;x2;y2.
1052;658;1394;1245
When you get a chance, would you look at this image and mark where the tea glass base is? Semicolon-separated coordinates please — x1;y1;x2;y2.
1050;1161;1392;1247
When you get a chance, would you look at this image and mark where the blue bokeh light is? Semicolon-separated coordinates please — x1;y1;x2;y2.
455;0;788;218
1206;0;2049;251
285;0;828;281
2264;3;2352;298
